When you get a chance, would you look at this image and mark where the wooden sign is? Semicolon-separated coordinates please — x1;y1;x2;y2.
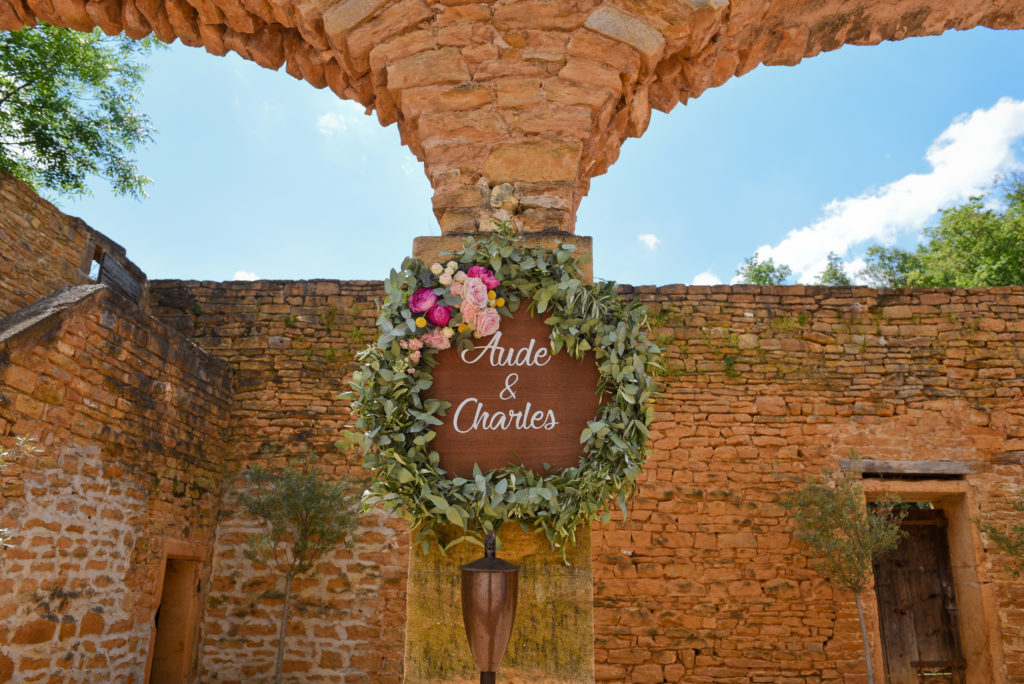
429;306;601;478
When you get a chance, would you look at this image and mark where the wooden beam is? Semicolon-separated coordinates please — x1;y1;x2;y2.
840;459;980;476
994;450;1024;466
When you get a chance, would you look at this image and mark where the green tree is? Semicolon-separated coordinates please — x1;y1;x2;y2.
782;469;907;684
0;24;158;199
976;495;1024;578
735;254;792;285
238;462;362;684
858;245;922;288
912;178;1024;287
858;178;1024;288
815;252;851;287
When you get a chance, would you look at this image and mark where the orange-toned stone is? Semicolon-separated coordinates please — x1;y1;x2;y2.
482;140;581;184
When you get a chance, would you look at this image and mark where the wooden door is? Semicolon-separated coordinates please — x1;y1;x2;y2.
872;508;965;683
149;558;202;684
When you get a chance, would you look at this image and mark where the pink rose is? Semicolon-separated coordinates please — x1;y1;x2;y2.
409;287;438;313
409;350;421;363
408;338;423;351
449;280;463;297
462;277;489;309
474;307;501;338
420;330;451;350
460;300;479;327
467;265;500;290
426;304;452;326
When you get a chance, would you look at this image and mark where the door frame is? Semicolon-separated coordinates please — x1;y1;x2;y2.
861;479;1006;684
144;539;209;684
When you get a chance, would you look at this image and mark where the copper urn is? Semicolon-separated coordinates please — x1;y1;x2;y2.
461;532;519;684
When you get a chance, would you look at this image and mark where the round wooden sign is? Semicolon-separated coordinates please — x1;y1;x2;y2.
428;307;601;478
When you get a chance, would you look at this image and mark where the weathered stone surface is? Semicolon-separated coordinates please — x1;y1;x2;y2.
482;140;582;184
584;5;665;69
404;526;593;683
386;46;469;89
322;0;386;35
3;181;1024;682
11;0;1024;233
400;83;493;118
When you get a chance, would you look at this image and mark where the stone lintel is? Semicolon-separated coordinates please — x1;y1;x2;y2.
840;459;981;476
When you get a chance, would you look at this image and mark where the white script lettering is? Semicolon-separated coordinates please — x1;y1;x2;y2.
452;397;559;434
460;331;551;368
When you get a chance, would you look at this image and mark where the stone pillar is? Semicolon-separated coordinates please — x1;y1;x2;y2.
404;234;596;682
403;525;593;683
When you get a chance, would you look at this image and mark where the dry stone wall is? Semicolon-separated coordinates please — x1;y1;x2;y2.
149;279;409;683
0;285;232;683
593;284;1024;683
4;2;1023;233
0;175;92;319
0;174;148;318
149;278;1024;683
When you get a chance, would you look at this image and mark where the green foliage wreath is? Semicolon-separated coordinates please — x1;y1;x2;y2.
344;231;659;554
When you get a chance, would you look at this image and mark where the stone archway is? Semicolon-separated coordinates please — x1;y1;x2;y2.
2;0;1023;235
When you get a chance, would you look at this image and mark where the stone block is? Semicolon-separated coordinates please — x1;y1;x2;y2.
482;140;582;184
386;47;471;90
11;619;55;645
558;58;623;95
322;0;387;35
584;5;665;69
496;78;543;108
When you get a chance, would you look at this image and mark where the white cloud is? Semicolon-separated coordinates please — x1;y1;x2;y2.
637;233;661;250
317;101;376;137
233;270;259;281
692;270;722;285
317;111;350;135
753;97;1024;282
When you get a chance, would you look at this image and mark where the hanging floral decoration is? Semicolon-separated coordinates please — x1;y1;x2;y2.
343;229;660;554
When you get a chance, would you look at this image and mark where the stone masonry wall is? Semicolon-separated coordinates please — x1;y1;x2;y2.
593;284;1024;683
0;173;148;318
149;280;408;683
0;174;92;318
0;285;232;682
150;278;1024;683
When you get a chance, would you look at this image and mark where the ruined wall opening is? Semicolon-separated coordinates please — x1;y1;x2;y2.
147;555;204;684
861;478;1006;684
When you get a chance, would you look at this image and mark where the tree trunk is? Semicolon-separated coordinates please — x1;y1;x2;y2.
275;573;294;684
855;591;875;684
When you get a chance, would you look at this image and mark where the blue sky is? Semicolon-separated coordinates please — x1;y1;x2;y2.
60;27;1024;287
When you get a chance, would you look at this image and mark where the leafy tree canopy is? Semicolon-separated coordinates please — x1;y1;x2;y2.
0;24;159;199
859;177;1024;288
735;254;792;285
782;470;906;595
815;252;852;287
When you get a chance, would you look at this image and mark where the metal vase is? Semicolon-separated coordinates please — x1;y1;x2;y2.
461;532;518;684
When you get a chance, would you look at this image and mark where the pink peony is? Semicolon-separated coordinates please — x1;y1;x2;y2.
462;277;489;309
467;265;500;290
409;287;438;313
426;304;452;326
460;300;480;327
474;307;501;338
420;330;451;350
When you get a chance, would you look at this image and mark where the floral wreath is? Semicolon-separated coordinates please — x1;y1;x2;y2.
344;229;659;554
